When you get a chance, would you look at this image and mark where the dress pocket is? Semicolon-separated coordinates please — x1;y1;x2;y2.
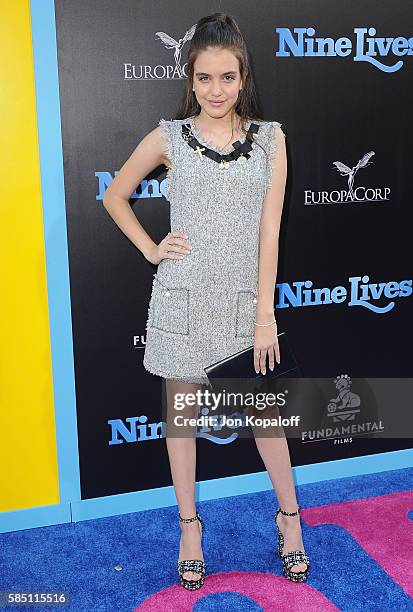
148;276;189;335
235;289;257;338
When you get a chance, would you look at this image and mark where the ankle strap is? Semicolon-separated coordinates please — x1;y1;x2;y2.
277;505;300;516
179;510;200;523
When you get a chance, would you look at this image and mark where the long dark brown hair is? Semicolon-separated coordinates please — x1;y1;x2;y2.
175;13;265;142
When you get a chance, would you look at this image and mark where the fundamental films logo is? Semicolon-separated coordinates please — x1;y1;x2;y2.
305;150;391;205
124;24;196;79
301;374;384;444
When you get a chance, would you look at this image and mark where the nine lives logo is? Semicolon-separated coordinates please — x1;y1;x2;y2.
108;413;254;447
124;24;196;80
305;151;391;205
107;412;237;446
108;402;286;447
301;373;385;444
275;27;413;72
96;171;167;201
276;275;412;314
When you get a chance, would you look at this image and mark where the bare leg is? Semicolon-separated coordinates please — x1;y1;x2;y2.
164;378;204;582
251;409;308;573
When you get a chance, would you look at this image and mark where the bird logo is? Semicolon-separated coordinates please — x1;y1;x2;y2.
333;151;375;200
155;25;196;78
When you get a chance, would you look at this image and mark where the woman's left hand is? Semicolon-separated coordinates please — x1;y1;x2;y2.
253;320;280;374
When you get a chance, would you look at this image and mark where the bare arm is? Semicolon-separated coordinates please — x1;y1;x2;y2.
254;125;287;373
257;125;287;319
102;126;191;264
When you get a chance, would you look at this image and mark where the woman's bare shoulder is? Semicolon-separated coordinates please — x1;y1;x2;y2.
140;122;174;167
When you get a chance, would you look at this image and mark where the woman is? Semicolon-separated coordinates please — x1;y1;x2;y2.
103;13;310;590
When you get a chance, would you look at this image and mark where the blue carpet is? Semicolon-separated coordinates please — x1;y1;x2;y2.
1;467;412;611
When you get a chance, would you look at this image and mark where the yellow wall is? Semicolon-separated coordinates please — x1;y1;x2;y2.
0;1;59;511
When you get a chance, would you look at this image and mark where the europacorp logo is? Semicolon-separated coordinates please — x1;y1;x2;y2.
305;151;391;206
275;27;413;72
124;24;196;79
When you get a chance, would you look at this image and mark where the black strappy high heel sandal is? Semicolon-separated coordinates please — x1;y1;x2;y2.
177;511;206;590
275;505;310;582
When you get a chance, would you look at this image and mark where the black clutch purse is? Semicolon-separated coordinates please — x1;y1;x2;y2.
204;331;301;383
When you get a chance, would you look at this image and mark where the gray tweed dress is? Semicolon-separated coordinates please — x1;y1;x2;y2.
143;114;283;384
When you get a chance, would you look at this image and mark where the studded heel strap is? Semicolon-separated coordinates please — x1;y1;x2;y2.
179;511;204;530
277;505;300;516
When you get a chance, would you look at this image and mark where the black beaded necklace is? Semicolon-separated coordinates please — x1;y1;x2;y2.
181;119;260;169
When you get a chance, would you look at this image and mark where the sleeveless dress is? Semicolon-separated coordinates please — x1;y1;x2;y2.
143;114;283;384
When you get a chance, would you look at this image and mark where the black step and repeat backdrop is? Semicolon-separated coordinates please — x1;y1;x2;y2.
54;1;413;500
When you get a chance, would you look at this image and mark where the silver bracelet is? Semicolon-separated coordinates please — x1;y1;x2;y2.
254;320;276;327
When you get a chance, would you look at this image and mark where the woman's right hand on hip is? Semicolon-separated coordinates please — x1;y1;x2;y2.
145;230;192;265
